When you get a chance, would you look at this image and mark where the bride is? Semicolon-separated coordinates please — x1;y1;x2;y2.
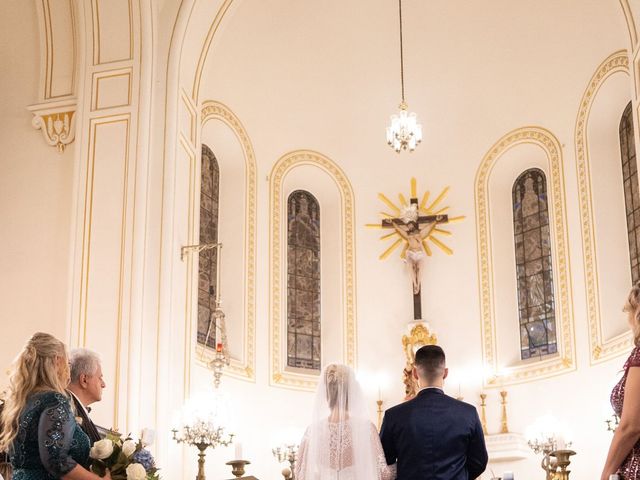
295;364;396;480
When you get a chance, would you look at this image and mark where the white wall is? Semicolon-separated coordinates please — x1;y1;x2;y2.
0;0;74;382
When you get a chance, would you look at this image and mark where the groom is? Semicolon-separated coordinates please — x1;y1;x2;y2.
380;345;488;479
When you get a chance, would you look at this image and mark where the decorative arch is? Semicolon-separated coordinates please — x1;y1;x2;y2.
199;100;257;381
270;150;357;390
575;51;633;363
619;0;638;51
476;127;575;386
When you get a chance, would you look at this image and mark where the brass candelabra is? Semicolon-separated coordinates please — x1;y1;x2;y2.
273;444;299;479
172;422;234;480
528;437;574;480
225;459;251;478
500;390;509;433
377;399;384;431
479;393;488;435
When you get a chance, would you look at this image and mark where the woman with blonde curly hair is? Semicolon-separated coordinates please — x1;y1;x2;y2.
0;333;109;480
602;284;640;480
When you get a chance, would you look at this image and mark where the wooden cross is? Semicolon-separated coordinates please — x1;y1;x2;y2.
381;197;448;320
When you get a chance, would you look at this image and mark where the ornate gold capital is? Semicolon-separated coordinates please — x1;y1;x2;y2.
27;99;77;153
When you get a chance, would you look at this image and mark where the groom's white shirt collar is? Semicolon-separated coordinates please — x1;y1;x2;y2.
417;386;443;393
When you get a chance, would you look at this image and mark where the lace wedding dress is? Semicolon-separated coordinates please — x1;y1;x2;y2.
295;419;396;480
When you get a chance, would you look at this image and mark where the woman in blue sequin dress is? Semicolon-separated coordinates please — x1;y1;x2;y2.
0;333;109;480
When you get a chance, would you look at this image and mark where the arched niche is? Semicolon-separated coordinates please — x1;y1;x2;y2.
476;127;576;386
270;150;357;391
575;50;635;363
197;100;257;381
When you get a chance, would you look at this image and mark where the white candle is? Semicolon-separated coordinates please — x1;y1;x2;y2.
235;441;243;460
503;471;514;480
556;434;566;450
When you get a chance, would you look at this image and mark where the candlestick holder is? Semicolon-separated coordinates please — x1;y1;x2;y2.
172;422;234;480
225;459;250;478
377;399;384;431
273;444;298;479
500;390;509;434
551;449;577;480
479;393;488;435
528;437;574;480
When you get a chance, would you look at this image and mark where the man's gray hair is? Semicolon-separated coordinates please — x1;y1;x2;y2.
69;348;101;384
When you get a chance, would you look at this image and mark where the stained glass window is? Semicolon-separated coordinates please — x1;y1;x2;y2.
197;144;220;349
620;102;640;284
513;168;557;359
287;190;321;370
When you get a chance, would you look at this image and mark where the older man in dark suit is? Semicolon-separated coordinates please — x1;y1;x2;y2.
67;348;106;445
380;345;488;480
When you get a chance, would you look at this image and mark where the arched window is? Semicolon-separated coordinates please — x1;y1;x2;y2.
287;190;321;370
197;144;220;348
620;102;640;284
513;168;557;360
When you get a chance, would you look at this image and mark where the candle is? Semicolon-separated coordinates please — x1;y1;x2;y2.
503;472;514;480
235;441;243;460
457;383;461;398
556;434;566;450
216;342;223;353
378;385;381;401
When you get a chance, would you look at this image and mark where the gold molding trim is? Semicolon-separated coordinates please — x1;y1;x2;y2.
620;0;638;50
198;100;257;382
269;150;357;391
475;127;576;386
575;50;633;364
192;0;234;103
91;68;133;111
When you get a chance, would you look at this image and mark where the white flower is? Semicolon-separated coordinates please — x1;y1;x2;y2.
126;463;147;480
122;439;137;457
89;439;114;460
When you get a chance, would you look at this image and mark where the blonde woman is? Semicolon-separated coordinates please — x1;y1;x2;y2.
602;284;640;480
0;333;109;480
295;364;396;480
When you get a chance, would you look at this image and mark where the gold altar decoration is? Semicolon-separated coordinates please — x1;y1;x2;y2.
401;323;438;398
479;393;488;435
500;390;509;434
365;178;464;261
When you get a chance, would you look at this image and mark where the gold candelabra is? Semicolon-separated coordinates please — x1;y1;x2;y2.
273;444;299;480
528;437;574;480
172;422;234;480
377;399;384;431
500;390;509;433
479;393;488;435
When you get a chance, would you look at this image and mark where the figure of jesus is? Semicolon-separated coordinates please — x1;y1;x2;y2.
392;220;438;295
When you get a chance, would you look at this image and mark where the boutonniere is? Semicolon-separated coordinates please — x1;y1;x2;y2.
75;416;83;426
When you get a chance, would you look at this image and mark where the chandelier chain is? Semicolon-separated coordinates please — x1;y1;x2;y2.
399;0;405;104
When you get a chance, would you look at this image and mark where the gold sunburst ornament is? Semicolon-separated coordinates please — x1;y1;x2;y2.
366;178;464;260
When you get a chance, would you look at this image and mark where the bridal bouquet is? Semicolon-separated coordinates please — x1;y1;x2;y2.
90;434;160;480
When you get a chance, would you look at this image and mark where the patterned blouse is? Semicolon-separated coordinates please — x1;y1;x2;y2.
9;391;90;480
611;346;640;479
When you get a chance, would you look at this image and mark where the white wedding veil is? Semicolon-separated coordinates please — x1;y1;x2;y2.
297;364;379;480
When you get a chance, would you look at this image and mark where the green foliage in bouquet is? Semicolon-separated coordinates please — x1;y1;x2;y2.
90;434;160;480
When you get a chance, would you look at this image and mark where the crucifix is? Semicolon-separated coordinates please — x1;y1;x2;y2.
381;198;448;320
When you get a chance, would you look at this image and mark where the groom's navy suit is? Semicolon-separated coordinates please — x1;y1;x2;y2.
380;388;488;480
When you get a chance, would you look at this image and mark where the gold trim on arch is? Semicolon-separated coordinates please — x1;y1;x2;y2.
197;100;257;381
269;150;357;391
475;127;576;387
575;51;633;363
619;0;638;51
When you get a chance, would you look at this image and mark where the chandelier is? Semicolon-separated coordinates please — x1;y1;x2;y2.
386;0;422;153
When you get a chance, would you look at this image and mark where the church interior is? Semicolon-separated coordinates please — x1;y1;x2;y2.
2;0;640;478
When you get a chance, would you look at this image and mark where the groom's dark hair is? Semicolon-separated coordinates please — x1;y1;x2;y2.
414;345;446;382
